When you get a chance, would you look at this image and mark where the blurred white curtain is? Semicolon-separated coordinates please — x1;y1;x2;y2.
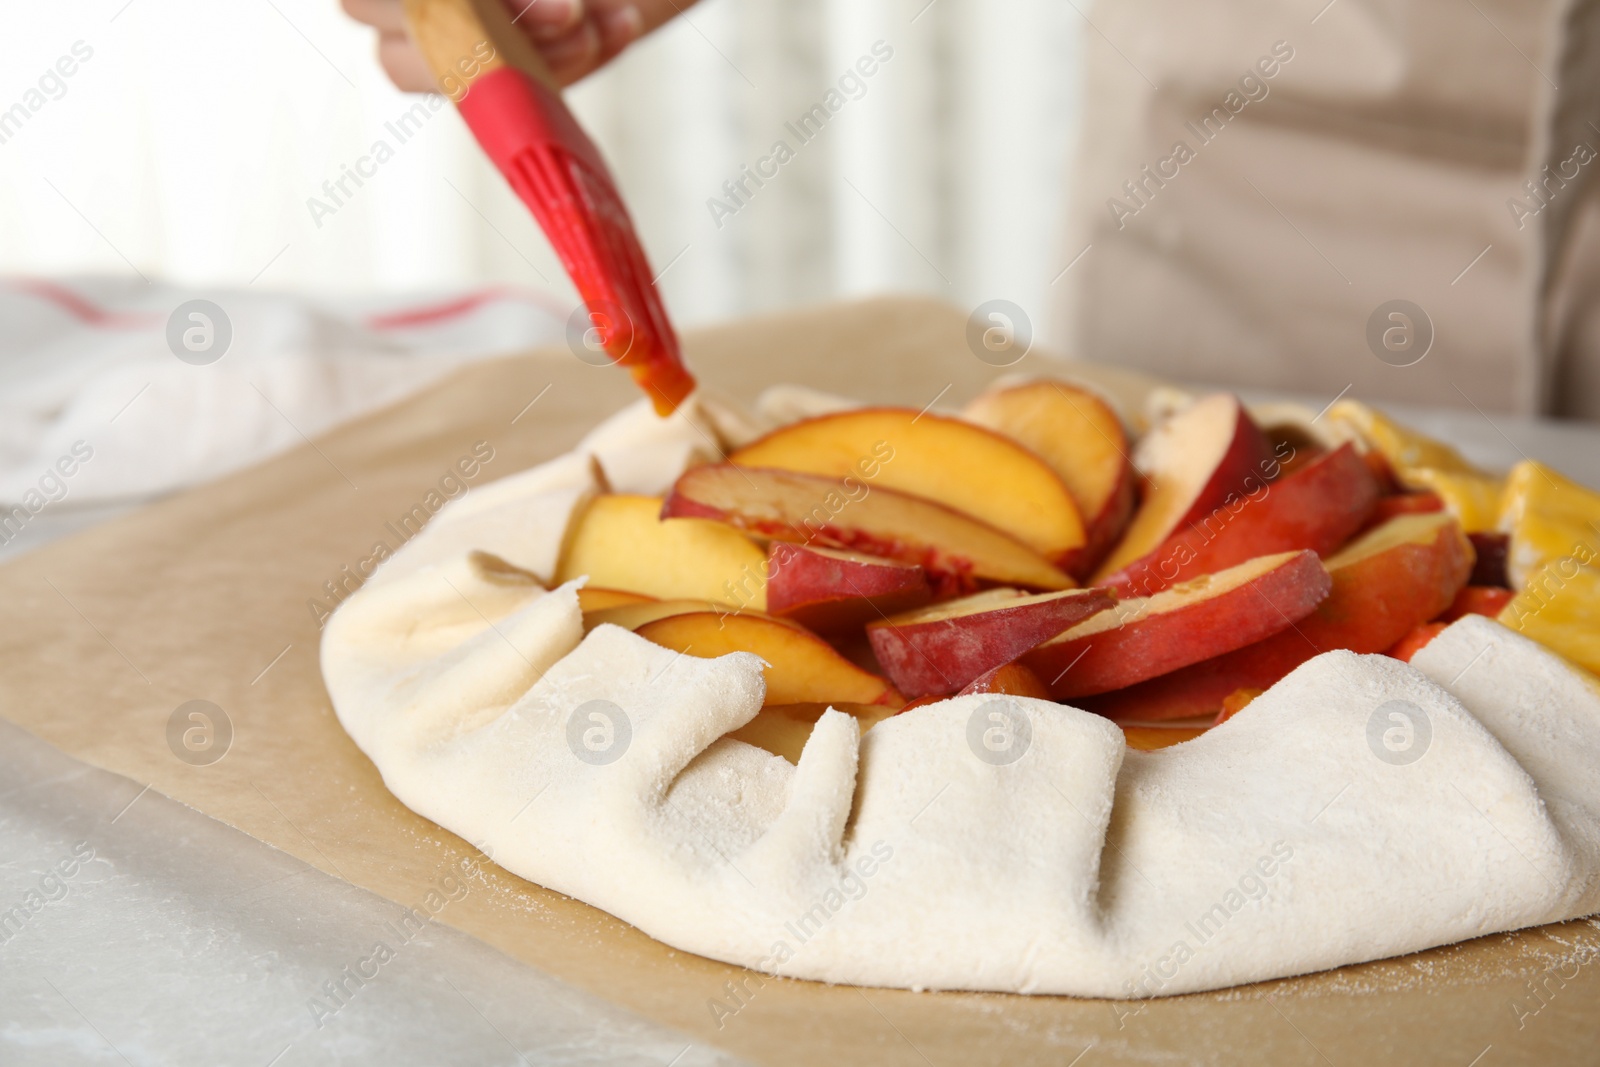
0;0;1078;342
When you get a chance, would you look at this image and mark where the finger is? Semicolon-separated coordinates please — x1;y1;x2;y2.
539;19;603;84
502;0;585;41
377;32;441;93
341;0;407;34
593;4;644;62
609;0;696;37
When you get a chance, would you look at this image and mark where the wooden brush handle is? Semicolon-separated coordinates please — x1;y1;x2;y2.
402;0;558;99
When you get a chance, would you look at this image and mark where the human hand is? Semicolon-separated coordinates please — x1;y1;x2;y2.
341;0;695;89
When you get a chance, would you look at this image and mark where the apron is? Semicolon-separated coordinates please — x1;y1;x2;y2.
1058;0;1600;419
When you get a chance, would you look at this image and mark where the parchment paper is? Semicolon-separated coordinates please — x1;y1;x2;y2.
1;296;1596;1066
0;718;745;1067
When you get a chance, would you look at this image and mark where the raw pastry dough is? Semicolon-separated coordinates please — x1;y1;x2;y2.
322;398;1600;996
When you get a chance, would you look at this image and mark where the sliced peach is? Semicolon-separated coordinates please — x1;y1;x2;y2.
867;587;1115;698
1024;550;1331;700
1093;394;1274;581
1387;622;1448;663
961;380;1135;575
633;611;903;707
1364;491;1446;529
1326;400;1477;472
1358;448;1401;495
1213;687;1264;724
1497;560;1600;675
957;660;1054;699
1100;443;1380;597
764;543;931;633
581;598;738;633
576;587;657;612
1122;725;1209;751
555;494;768;606
661;465;1073;594
1498;460;1600;586
1262;427;1326;480
1401;467;1503;533
1439;585;1514;622
1381;489;1449;512
1085;512;1474;721
729;407;1088;570
1326;400;1502;531
727;702;897;765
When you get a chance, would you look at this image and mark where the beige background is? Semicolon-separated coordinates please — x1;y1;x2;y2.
1;298;1597;1065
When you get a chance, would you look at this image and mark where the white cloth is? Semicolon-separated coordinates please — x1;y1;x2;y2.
0;278;563;555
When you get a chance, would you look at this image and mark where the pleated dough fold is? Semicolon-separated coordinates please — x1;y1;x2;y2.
322;397;1600;996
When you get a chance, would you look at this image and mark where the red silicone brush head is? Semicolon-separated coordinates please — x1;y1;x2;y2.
457;66;694;414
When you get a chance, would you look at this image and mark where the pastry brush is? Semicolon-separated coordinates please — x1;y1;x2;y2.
403;0;695;414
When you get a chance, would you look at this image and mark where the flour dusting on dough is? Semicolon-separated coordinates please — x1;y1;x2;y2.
321;395;1600;997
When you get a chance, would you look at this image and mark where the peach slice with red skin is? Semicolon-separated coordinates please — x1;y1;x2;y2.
1364;491;1446;529
1098;443;1381;598
633;611;904;708
764;543;931;633
1083;512;1474;721
661;464;1074;594
1261;425;1326;480
867;587;1116;698
1439;585;1514;622
1023;550;1332;700
728;407;1090;572
1093;394;1274;582
961;381;1135;575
